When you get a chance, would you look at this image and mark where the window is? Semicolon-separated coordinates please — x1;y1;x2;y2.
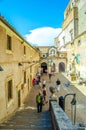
24;46;26;55
71;32;73;41
7;79;13;102
58;41;60;47
24;71;26;83
72;2;74;7
7;35;12;50
70;29;73;41
78;40;81;46
60;54;64;58
42;54;47;58
51;49;55;55
49;48;56;56
63;36;65;45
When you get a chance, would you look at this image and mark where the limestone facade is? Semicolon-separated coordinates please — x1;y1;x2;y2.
37;46;67;73
0;16;40;122
73;32;86;78
54;0;86;79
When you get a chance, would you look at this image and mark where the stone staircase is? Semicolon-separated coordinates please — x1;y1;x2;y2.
0;109;53;130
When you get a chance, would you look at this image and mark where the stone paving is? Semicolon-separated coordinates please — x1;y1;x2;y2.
0;72;86;129
61;73;86;125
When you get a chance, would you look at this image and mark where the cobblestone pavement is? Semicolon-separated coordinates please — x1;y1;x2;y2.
0;72;86;129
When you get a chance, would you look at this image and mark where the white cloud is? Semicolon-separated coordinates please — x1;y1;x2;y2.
25;27;62;46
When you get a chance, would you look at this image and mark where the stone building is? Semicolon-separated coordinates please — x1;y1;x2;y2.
54;0;86;80
71;32;86;79
36;46;67;74
0;16;40;122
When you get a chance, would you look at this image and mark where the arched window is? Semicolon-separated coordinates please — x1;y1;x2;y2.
49;48;56;56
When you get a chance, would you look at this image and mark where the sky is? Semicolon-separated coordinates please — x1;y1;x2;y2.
0;0;69;46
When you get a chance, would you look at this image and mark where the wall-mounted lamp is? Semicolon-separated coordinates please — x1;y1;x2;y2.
0;66;4;71
18;63;23;66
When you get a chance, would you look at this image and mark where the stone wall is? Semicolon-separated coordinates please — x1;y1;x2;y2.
49;101;77;130
0;17;40;122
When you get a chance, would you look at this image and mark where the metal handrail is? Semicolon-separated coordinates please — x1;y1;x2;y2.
63;93;76;124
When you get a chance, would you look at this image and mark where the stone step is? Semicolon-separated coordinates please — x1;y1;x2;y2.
0;125;53;130
1;121;52;125
11;112;50;119
0;110;53;130
0;123;53;129
0;126;53;130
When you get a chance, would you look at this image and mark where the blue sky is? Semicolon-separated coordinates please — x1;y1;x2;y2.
0;0;69;46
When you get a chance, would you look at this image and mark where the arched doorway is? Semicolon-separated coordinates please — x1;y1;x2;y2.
41;62;47;73
59;62;65;72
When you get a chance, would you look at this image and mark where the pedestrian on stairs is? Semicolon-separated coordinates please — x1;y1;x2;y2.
42;87;48;104
36;91;43;113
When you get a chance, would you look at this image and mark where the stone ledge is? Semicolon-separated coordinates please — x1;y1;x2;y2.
49;101;77;130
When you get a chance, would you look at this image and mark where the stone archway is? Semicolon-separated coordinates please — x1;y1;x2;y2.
41;62;47;73
59;62;65;72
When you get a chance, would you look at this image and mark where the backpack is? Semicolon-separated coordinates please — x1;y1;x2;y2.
36;95;41;103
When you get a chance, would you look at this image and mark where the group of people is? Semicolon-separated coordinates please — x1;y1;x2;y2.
36;78;61;113
32;72;41;86
33;67;61;113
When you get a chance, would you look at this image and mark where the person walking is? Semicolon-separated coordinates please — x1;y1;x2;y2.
42;79;46;88
36;91;43;113
38;81;42;89
49;73;52;82
56;78;61;92
42;87;47;104
32;78;36;86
